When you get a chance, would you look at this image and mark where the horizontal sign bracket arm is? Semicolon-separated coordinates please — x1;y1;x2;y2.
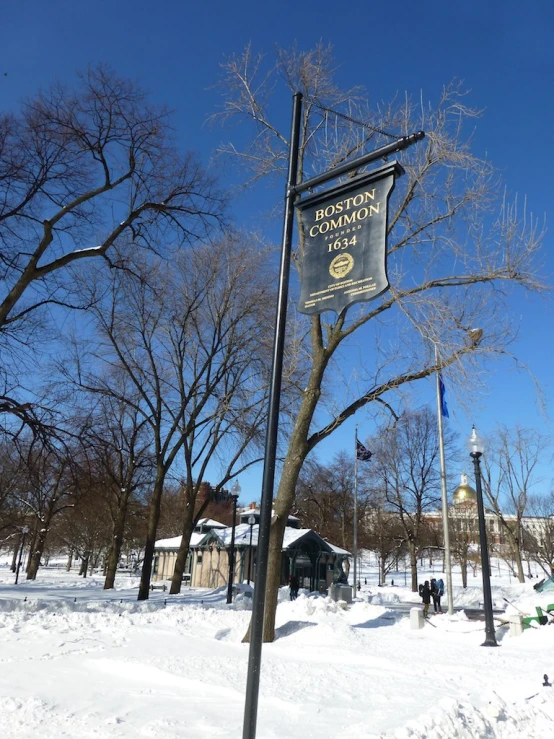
295;130;425;196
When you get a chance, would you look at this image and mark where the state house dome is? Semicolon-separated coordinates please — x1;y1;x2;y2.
452;473;477;505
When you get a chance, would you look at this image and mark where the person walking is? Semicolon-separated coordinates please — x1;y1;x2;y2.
430;578;440;613
419;580;432;618
435;578;444;613
289;574;299;600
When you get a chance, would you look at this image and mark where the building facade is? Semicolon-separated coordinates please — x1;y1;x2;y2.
153;508;351;593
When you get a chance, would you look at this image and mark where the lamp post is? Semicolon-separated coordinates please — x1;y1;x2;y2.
226;481;241;604
15;526;29;585
467;426;498;647
247;515;256;585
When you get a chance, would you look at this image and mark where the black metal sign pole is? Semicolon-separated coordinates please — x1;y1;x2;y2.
242;91;303;739
242;104;423;738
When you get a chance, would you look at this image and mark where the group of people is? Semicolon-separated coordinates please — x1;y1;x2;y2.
418;577;445;617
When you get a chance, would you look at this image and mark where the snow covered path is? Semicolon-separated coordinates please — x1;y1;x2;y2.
0;572;554;738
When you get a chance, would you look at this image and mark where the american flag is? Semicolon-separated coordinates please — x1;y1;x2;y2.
356;440;373;462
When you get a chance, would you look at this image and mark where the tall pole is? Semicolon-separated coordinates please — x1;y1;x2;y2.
226;495;239;604
471;451;498;647
435;346;453;615
353;427;359;595
242;92;303;739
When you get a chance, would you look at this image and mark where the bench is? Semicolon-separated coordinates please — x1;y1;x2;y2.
149;583;167;592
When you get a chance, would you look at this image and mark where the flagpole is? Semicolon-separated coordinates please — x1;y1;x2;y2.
353;426;359;598
435;345;454;615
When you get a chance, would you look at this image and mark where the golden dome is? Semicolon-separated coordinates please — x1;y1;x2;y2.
453;473;477;505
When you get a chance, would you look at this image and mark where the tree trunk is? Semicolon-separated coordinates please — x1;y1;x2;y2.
409;541;418;592
89;549;96;575
241;319;333;643
242;397;319;642
513;545;525;583
169;506;195;595
242;513;289;644
502;524;525;583
66;549;73;571
26;528;48;581
26;525;39;574
137;466;165;601
461;555;468;588
104;493;130;590
10;538;18;572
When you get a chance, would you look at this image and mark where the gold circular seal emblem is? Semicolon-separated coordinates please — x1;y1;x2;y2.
329;253;354;279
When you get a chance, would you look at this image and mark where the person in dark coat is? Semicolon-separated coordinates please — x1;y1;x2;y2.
431;578;444;613
430;578;440;613
420;580;432;617
289;575;299;600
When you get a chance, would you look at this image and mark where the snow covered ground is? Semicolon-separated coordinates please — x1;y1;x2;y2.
1;558;554;738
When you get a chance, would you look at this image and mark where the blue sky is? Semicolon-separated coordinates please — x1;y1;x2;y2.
3;0;553;500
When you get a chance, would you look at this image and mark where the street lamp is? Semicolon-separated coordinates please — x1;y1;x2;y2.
226;481;241;604
15;526;29;585
467;426;498;647
247;514;256;585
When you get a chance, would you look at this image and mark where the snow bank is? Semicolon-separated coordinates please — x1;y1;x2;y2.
1;570;554;737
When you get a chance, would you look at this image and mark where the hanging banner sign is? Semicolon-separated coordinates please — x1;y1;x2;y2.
297;161;403;315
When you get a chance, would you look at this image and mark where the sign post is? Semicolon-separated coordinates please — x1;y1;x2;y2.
242;91;303;739
242;91;424;739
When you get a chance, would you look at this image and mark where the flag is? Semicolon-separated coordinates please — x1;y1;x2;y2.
439;374;449;418
356;440;373;461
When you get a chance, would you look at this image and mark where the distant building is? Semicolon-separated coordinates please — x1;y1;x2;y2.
425;473;552;554
153;506;350;592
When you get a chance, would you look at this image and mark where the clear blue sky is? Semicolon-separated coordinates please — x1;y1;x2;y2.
3;0;553;500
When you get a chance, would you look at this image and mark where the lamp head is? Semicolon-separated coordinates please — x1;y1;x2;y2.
467;425;485;456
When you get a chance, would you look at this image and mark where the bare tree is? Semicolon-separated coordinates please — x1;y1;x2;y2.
449;503;481;588
368;408;453;591
214;43;543;641
75;391;154;589
527;491;554;576
482;426;550;582
68;233;273;600
52;474;113;577
0;65;224;433
13;440;83;580
294;453;370;550
0;439;27;536
364;503;407;587
167;238;275;595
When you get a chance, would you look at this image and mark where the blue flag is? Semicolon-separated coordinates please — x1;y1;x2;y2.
356;440;373;461
439;374;449;418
